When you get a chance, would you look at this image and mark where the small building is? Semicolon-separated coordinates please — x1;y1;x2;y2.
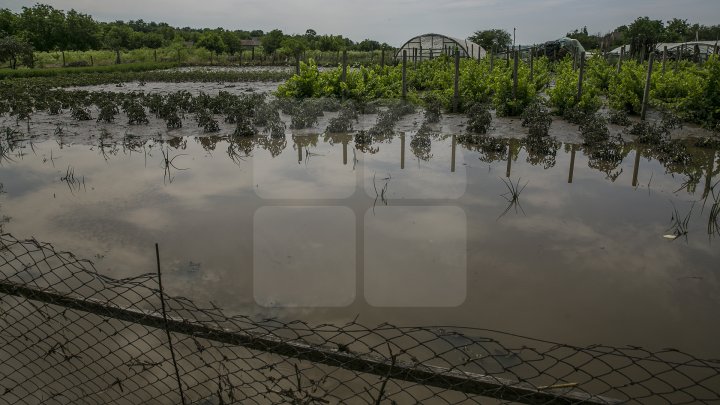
395;33;486;61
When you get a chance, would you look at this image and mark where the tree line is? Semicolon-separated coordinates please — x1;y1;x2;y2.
0;3;390;69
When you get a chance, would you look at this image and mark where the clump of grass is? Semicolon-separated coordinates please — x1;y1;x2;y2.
123;100;149;125
521;101;552;137
609;109;631;126
96;100;119;123
667;202;694;242
423;93;443;123
579;113;610;144
499;177;528;218
465;103;493;134
195;109;220;133
326;104;359;133
70;105;92;121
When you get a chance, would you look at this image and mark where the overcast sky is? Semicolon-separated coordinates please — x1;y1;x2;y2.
4;0;720;45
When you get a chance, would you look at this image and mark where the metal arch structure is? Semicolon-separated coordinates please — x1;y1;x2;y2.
394;33;486;61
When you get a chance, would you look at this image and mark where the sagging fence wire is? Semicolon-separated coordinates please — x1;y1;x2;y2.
0;233;719;404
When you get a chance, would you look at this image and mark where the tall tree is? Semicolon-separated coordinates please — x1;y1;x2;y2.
469;29;511;52
17;4;65;52
65;9;99;51
261;29;284;55
0;35;34;68
0;9;18;36
196;31;226;62
624;17;664;58
103;24;133;64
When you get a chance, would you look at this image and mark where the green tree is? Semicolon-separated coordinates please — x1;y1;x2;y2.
566;26;600;50
0;35;34;68
65;9;99;51
17;4;65;52
624;17;664;58
103;24;133;64
469;29;511;53
665;18;690;42
220;30;242;55
280;36;307;73
261;29;284;54
196;31;226;62
0;9;18;36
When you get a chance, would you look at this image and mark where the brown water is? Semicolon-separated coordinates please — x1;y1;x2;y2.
1;131;718;359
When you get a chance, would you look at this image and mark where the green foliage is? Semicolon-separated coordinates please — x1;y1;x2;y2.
521;101;552;137
261;29;284;55
196;32;226;57
465;103;492;134
492;60;537;116
609;60;645;114
548;57;601;116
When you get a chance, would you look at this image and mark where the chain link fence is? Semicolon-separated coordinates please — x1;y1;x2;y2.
1;233;719;404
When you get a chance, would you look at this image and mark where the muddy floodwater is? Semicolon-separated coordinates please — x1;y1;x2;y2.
2;124;719;358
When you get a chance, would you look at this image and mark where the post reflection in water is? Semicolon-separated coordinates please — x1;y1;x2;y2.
400;132;405;170
568;144;576;184
451;134;456;173
632;147;641;187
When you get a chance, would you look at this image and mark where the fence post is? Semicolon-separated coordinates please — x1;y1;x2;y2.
402;50;407;100
617;47;624;74
490;47;494;72
640;53;655;121
154;49;157;62
662;46;667;74
90;55;94;66
512;49;519;101
453;47;460;113
694;43;701;65
529;47;534;82
341;50;347;82
251;47;255;61
155;244;187;405
576;51;586;102
506;46;510;67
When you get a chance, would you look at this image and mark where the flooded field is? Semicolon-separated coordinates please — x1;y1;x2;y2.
1;114;718;361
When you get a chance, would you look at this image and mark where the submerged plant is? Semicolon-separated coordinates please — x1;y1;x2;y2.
521;101;552;137
465;103;492;134
499;177;528;218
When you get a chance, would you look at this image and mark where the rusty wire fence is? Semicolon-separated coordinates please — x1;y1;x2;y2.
1;233;719;404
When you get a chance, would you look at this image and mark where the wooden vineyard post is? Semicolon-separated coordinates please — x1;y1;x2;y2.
512;49;519;101
617;47;624;74
529;47;534;82
490;46;494;72
402;50;407;99
413;48;417;66
640;53;655;121
576;51;586;102
506;46;510;68
695;43;701;65
341;50;347;82
90;55;94;66
154;49;157;62
453;47;460;113
251;47;255;61
662;46;667;74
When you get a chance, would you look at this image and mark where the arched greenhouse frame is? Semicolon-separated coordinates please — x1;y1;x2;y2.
394;33;486;61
